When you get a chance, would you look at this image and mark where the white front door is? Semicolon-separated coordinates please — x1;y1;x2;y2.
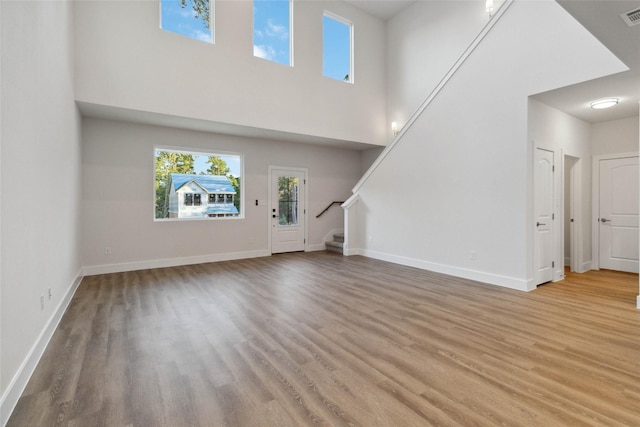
535;148;555;285
271;168;306;254
598;157;639;273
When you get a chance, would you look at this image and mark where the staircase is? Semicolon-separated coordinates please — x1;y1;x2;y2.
325;232;344;254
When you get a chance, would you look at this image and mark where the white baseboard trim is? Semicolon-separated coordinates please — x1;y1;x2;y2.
306;244;326;252
360;249;531;291
1;270;83;426
637;294;640;310
83;250;271;276
579;261;592;273
343;247;362;256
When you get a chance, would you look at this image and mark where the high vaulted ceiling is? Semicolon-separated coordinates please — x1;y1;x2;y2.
348;0;640;124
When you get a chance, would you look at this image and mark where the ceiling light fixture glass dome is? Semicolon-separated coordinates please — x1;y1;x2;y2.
590;98;619;109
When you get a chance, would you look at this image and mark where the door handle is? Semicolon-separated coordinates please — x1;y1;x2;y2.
600;218;611;223
536;222;546;227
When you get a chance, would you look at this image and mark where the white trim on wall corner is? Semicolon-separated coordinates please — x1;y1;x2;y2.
579;261;591;274
343;248;362;256
360;249;533;292
0;270;83;426
83;250;271;276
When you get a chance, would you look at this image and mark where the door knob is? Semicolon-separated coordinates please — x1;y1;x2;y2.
536;222;546;227
600;218;611;223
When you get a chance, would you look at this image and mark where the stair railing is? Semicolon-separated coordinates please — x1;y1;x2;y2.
316;201;345;218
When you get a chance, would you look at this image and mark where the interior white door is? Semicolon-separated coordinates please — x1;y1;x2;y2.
598;157;639;273
535;148;554;285
271;168;306;254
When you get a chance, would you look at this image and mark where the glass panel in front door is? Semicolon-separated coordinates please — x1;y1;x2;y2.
278;176;299;226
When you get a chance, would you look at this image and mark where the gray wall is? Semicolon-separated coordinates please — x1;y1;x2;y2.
81;118;363;272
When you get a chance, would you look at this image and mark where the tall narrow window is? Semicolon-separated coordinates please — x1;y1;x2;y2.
253;0;292;66
323;13;353;83
160;0;213;43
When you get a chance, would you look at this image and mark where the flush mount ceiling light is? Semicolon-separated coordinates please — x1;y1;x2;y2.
590;98;619;109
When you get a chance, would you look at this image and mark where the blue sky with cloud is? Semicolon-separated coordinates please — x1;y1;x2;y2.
160;0;351;78
161;0;212;43
253;0;291;65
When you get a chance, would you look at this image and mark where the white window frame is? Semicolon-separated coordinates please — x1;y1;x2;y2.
153;146;244;221
323;11;354;84
253;0;294;67
159;0;215;44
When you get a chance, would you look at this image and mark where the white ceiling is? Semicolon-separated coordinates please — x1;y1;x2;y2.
348;0;640;124
343;0;416;21
532;1;640;123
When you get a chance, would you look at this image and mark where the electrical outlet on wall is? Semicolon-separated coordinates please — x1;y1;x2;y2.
48;288;52;300
104;247;112;255
470;250;476;261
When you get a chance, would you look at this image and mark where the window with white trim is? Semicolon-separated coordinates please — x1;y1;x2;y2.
253;0;292;66
155;148;242;220
323;12;353;83
160;0;213;43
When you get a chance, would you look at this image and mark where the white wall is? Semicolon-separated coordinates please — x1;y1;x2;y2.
0;1;82;423
591;116;639;156
350;0;626;290
82;118;362;272
386;1;492;137
74;0;387;146
529;99;592;273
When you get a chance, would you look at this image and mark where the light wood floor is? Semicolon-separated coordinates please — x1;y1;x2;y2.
7;253;640;426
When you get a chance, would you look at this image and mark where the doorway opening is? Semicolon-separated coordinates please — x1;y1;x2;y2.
563;155;580;273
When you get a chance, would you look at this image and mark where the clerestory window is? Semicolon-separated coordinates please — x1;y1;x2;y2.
323;12;353;83
160;0;213;43
253;0;292;66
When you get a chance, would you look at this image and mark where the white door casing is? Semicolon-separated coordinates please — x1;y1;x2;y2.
534;148;555;285
270;167;307;254
598;156;639;273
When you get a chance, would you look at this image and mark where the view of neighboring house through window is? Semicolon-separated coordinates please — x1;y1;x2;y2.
160;0;213;43
155;148;242;220
323;12;353;82
253;0;292;66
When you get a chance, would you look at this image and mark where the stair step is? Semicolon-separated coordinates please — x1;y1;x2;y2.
326;240;344;249
333;233;344;243
325;239;344;254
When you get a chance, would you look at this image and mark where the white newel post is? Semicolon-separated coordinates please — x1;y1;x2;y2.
342;194;360;256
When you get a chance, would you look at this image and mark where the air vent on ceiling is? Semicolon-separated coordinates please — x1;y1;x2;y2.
621;7;640;27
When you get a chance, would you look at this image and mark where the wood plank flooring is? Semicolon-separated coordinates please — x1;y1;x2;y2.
7;253;640;426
